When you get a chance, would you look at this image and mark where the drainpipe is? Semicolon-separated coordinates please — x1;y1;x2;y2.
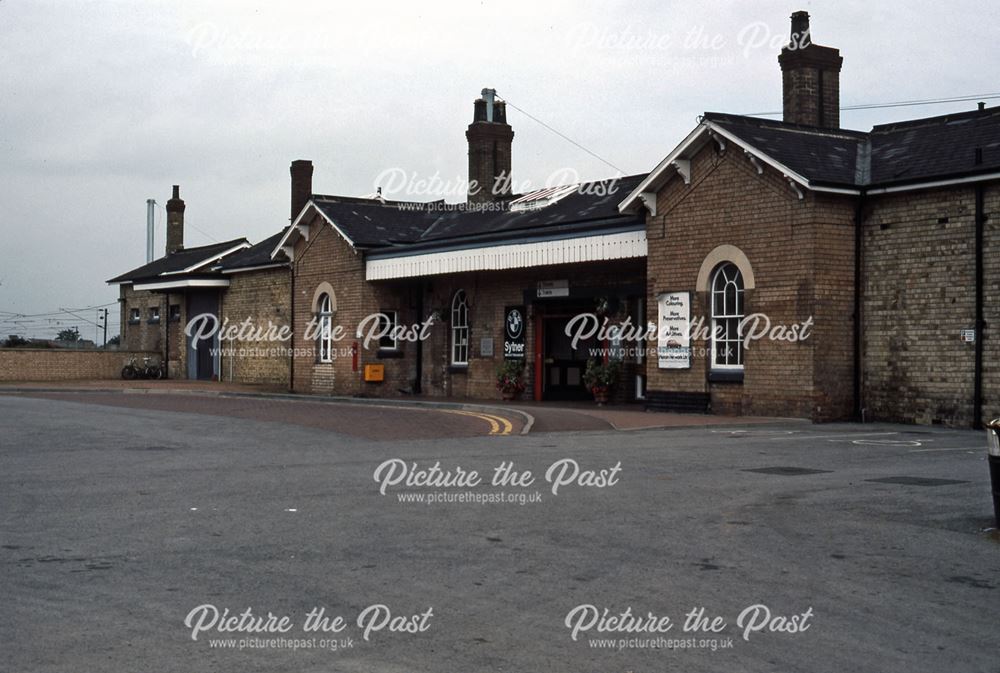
853;192;866;421
414;282;424;394
289;266;295;393
974;174;985;428
163;295;170;379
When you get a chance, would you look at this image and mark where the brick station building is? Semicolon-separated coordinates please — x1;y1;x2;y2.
110;12;1000;426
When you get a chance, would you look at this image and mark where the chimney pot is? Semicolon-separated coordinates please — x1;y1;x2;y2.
790;10;811;47
979;101;986;111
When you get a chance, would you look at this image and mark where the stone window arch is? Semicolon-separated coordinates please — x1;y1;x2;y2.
695;245;756;293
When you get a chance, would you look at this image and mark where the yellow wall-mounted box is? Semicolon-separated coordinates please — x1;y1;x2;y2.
364;364;385;382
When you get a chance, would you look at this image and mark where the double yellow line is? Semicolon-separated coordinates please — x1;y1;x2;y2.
441;409;514;435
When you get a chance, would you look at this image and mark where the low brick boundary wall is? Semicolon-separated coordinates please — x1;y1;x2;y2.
0;349;160;382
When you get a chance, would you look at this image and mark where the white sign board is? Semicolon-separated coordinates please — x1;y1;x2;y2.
657;291;691;369
537;279;569;298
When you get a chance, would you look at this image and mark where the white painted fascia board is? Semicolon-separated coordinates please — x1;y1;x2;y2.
220;263;290;275
270;200;358;261
704;122;862;196
133;278;231;291
160;242;251;275
865;171;1000;195
618;124;709;212
365;230;647;281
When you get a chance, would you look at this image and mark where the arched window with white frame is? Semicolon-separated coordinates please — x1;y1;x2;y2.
317;292;334;363
451;290;469;365
711;263;744;370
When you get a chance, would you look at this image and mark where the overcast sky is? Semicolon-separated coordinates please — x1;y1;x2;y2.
1;0;997;339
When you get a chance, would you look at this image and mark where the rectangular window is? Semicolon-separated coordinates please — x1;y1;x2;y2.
147;306;161;324
168;305;181;322
128;308;141;324
378;310;398;351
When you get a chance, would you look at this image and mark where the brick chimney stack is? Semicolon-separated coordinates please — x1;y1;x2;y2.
290;159;313;221
466;88;514;204
778;11;843;129
165;185;185;255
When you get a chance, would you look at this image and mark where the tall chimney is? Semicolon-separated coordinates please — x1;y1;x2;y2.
290;159;313;221
778;11;843;128
466;88;514;204
165;185;185;255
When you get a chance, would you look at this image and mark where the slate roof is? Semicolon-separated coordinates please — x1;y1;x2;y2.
216;230;289;271
703;112;866;187
311;174;647;252
107;238;248;283
702;105;1000;189
870;106;1000;186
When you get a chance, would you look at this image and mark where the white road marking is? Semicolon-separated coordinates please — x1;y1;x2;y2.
908;447;981;453
852;439;924;446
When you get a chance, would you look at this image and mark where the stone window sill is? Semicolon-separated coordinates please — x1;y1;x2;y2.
708;370;744;383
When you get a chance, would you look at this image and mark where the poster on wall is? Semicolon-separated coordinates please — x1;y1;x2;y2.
504;305;526;359
657;291;691;369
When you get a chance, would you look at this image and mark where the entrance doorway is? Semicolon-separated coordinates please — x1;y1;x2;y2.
542;316;597;400
186;291;219;380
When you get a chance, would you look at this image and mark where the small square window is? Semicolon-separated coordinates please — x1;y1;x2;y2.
147;306;161;324
168;305;181;322
378;310;398;351
128;308;141;324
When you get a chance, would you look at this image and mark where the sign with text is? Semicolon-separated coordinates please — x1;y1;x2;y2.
657;291;691;369
537;280;569;298
504;306;526;359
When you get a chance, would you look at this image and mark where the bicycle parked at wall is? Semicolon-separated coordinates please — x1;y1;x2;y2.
121;356;165;380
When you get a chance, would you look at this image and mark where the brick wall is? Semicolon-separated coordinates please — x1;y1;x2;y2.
419;261;645;400
290;211;646;401
218;267;291;386
290;215;418;396
0;349;159;381
643;139;856;420
862;183;999;425
119;285;187;378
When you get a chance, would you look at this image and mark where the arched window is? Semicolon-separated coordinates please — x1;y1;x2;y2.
317;292;333;363
711;263;744;370
451;290;469;365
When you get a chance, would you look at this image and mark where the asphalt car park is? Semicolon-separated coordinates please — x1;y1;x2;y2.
1;393;996;672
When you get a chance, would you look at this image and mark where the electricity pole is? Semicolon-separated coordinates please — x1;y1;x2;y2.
97;308;108;348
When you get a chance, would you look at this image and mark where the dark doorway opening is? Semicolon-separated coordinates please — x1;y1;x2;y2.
542;315;598;401
186;291;219;381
